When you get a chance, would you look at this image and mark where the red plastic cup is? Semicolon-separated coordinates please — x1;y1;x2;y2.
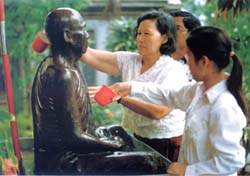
94;85;116;106
32;31;49;53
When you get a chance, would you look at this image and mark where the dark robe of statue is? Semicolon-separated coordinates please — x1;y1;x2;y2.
31;8;170;175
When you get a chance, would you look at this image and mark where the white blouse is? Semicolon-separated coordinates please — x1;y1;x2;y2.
115;51;189;139
131;80;246;175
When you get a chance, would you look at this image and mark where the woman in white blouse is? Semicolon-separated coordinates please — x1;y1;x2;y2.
111;26;248;175
81;10;190;161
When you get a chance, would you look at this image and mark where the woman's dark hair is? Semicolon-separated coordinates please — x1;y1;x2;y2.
187;26;248;117
134;10;176;55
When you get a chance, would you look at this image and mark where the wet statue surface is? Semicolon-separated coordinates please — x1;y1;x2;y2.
31;8;170;175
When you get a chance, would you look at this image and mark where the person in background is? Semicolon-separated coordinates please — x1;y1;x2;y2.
81;10;189;161
111;26;248;175
170;10;201;81
170;11;201;61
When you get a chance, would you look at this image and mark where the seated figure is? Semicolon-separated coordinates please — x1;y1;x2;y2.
31;8;169;175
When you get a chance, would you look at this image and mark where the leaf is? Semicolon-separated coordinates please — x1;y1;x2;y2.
0;111;13;123
1;158;18;175
207;0;249;20
206;0;212;4
0;110;16;162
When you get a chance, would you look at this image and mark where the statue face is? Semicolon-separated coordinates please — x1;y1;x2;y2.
68;23;88;56
45;8;89;57
67;11;89;56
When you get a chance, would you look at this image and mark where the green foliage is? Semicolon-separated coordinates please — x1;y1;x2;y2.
106;16;138;83
16;111;33;137
0;110;18;173
107;17;137;52
91;103;122;128
244;127;250;153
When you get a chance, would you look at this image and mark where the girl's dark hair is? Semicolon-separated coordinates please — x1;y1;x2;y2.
186;26;248;117
134;10;176;55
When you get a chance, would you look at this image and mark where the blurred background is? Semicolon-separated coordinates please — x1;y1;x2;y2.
0;0;249;173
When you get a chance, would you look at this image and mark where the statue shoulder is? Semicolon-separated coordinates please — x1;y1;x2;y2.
56;67;79;84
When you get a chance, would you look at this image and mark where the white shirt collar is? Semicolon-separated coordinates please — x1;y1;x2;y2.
200;80;228;104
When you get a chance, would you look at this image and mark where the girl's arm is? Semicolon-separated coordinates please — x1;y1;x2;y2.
119;97;173;120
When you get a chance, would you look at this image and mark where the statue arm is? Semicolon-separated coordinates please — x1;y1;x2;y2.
56;69;122;153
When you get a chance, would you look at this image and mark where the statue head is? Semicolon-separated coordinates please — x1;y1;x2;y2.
45;8;88;58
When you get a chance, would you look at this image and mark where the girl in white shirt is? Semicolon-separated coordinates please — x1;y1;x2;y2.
111;26;248;175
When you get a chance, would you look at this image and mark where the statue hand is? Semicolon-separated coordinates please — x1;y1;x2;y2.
95;125;134;151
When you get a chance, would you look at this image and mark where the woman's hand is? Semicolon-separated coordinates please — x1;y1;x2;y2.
109;82;132;101
88;86;101;103
167;162;187;176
